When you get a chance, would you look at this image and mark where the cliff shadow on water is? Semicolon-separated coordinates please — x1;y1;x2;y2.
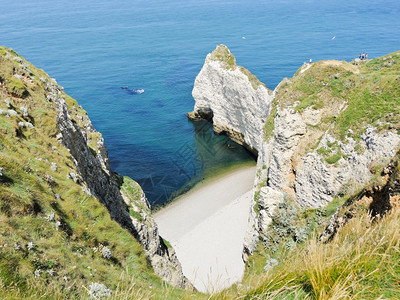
143;119;256;211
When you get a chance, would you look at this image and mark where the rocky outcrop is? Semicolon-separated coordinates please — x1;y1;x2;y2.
244;57;400;256
243;186;283;262
257;109;400;209
189;47;400;259
294;127;400;208
40;75;191;289
246;115;399;257
188;45;274;154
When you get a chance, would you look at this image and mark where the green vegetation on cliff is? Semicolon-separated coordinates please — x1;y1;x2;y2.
265;52;400;142
209;45;267;90
0;47;196;299
1;46;399;299
216;150;400;299
209;44;237;69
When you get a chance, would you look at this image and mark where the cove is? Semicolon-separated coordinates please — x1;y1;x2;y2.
137;120;256;208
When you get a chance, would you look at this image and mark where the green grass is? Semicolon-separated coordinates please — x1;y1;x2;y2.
209;45;267;90
129;209;144;222
209;44;236;69
253;190;261;216
325;153;342;164
317;147;330;155
213;156;400;299
122;177;144;202
7;76;27;97
162;238;172;249
271;52;400;144
263;105;277;140
0;46;196;299
239;66;267;90
1;46;400;300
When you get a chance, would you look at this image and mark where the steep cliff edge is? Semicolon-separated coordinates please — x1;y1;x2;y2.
216;150;400;299
0;47;190;297
188;46;400;259
49;76;190;288
245;55;400;256
188;45;274;154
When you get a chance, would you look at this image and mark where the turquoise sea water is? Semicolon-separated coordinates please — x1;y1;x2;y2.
1;0;399;206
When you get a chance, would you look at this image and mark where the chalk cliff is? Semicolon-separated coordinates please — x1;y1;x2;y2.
48;77;190;288
0;47;190;289
188;45;274;154
189;46;400;259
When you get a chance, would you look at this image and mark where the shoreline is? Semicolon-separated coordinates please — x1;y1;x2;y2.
153;164;256;292
152;160;256;213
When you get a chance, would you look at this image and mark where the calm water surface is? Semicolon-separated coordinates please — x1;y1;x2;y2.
1;0;399;205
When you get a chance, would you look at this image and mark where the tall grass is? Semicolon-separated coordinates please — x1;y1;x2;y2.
215;205;400;299
0;46;193;299
271;51;400;143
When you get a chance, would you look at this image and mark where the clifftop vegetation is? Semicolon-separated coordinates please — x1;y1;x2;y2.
1;46;399;299
209;45;267;90
265;52;400;143
218;149;400;299
0;47;192;299
208;44;237;69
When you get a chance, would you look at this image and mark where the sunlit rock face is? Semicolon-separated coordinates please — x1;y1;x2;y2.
188;44;274;155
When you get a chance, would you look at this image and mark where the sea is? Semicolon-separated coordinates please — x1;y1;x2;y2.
1;0;399;207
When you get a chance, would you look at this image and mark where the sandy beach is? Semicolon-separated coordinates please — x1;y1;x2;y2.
153;165;256;292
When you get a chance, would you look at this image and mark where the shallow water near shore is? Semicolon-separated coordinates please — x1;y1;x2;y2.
152;160;256;212
1;0;399;205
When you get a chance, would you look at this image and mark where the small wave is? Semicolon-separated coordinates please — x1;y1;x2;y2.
121;87;144;95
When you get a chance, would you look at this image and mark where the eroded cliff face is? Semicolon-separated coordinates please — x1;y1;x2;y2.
245;55;400;256
44;76;191;289
188;45;274;154
0;47;190;289
189;47;400;259
245;109;400;257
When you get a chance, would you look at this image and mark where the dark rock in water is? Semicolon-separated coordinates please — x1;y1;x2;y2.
120;87;144;95
187;108;213;122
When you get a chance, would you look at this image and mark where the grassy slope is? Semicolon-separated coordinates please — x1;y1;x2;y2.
265;52;400;143
0;47;199;299
1;46;399;299
227;52;400;299
214;150;400;299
